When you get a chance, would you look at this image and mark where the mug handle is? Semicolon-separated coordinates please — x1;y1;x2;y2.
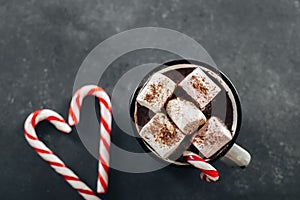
220;144;251;168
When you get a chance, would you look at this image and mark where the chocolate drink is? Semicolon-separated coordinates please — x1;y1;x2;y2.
130;60;241;165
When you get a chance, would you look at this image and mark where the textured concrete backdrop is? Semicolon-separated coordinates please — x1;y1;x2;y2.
0;0;299;199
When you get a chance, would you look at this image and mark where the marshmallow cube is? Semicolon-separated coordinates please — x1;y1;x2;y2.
139;113;186;159
137;73;176;113
166;98;206;135
179;67;221;109
191;116;232;158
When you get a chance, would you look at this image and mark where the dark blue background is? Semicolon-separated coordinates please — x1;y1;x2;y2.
0;0;299;199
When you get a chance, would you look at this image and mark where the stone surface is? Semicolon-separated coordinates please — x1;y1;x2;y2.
0;0;299;200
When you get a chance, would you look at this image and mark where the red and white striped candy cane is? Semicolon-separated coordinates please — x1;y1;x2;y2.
24;109;100;200
183;151;219;182
68;85;112;194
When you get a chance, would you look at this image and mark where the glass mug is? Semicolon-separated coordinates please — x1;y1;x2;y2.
130;60;251;167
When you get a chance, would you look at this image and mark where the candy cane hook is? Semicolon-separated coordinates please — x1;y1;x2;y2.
24;109;100;200
68;85;112;194
183;151;219;182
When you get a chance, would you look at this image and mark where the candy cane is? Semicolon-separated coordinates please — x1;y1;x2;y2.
183;151;219;182
24;109;100;200
68;85;112;194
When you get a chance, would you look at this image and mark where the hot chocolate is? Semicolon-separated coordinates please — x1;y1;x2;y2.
131;61;241;164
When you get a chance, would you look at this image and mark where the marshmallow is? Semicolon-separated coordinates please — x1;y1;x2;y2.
136;73;176;113
191;116;232;158
166;98;206;135
179;67;221;109
139;113;186;159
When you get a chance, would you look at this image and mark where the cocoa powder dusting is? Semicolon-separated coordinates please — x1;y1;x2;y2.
192;134;205;145
190;75;208;95
145;83;163;102
149;118;161;133
155;124;177;146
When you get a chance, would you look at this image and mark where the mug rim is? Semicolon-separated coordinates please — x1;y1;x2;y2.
129;59;242;164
